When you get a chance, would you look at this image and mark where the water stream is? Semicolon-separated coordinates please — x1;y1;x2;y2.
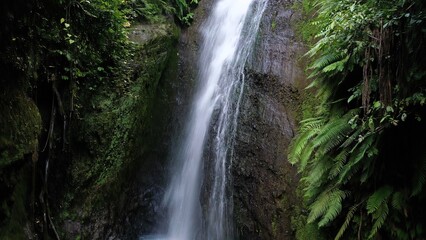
159;0;268;239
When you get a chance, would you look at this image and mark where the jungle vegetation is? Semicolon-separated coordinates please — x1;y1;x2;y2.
290;0;426;239
0;0;196;238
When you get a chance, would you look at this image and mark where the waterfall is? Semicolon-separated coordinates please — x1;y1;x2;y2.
161;0;268;239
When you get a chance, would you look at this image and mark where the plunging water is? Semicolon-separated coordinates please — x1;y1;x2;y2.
160;0;268;239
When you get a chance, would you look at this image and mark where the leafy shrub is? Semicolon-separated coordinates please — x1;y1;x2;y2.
290;0;426;239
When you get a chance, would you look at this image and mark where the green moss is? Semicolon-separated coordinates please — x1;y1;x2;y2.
271;213;278;237
80;24;178;187
290;185;327;240
291;204;323;240
58;22;180;234
271;20;277;31
0;91;41;167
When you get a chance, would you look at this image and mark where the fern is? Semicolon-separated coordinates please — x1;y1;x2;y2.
289;0;426;238
329;149;348;179
340;127;362;148
308;188;347;226
288;117;324;165
318;190;347;227
392;227;410;240
300;117;325;131
359;157;374;184
391;191;405;211
316;116;353;155
309;52;346;70
305;157;333;187
335;204;359;240
322;55;349;73
337;135;374;184
411;156;426;197
299;142;316;172
367;185;393;238
366;186;393;214
368;201;390;239
288;116;327;171
305;36;330;57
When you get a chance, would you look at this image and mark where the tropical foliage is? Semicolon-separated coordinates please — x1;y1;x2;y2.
290;0;426;239
1;0;196;238
125;0;199;25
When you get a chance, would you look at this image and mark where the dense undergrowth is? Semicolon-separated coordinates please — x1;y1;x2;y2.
290;0;426;239
0;0;195;239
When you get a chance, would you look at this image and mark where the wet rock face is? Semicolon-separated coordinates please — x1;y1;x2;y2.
247;0;305;85
171;0;305;238
232;0;304;239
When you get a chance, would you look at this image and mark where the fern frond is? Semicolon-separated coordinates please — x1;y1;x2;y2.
366;186;393;214
305;156;333;187
307;191;332;222
391;191;405;211
391;226;410;240
300;117;325;131
329;149;349;179
335;204;358;240
299;142;316;172
340;127;362;148
304;181;324;200
318;190;349;227
288;117;324;165
313;117;352;153
359;157;374;184
308;188;347;225
316;120;353;155
338;135;374;184
305;36;330;57
368;201;389;239
411;156;426;197
322;55;349;73
309;52;346;70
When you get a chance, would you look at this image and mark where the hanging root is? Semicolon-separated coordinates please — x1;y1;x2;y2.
39;87;61;240
52;81;68;150
42;96;56;152
31;148;38;232
362;47;371;113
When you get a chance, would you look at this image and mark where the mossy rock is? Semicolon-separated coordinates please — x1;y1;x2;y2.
57;21;180;239
0;90;41;167
0;89;40;239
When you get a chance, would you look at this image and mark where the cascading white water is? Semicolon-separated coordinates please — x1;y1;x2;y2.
161;0;268;239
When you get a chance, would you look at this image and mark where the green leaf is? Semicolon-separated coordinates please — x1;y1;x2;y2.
373;101;381;109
